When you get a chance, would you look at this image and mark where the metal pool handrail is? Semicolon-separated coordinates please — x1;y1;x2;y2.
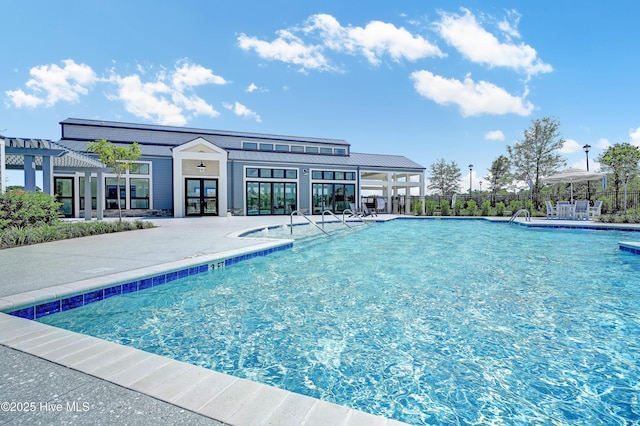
290;210;329;235
509;209;531;223
322;209;353;229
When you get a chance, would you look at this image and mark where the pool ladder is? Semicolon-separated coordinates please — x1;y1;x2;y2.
289;210;358;235
509;209;531;223
290;210;329;235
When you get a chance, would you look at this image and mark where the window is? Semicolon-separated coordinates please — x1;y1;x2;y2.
320;147;332;154
246;181;297;216
306;146;318;153
260;168;272;178
246;168;259;178
79;176;97;210
312;170;356;181
335;148;346;155
275;144;289;152
130;178;150;209
243;142;258;150
259;143;273;151
312;183;355;213
291;145;304;153
105;177;126;210
130;163;150;174
285;169;297;179
272;169;285;178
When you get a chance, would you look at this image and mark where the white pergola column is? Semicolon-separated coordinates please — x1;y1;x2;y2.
96;171;104;220
24;155;36;192
84;171;92;220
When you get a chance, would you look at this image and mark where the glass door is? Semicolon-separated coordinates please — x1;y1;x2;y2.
54;177;74;217
185;178;218;216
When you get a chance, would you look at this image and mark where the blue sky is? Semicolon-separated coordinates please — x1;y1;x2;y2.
3;1;640;191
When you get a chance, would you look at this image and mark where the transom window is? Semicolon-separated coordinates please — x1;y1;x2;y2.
246;168;297;179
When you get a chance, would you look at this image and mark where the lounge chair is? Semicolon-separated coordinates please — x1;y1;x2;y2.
348;202;362;218
589;200;603;219
574;200;589;220
375;197;385;214
362;204;376;217
545;201;558;219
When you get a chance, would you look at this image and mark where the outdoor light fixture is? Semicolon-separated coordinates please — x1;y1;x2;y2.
197;162;206;172
583;144;591;198
468;164;473;195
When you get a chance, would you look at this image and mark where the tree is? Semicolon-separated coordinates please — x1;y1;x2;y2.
484;155;511;205
597;142;640;212
427;159;461;196
87;138;141;222
507;117;566;206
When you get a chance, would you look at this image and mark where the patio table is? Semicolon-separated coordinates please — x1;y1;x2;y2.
556;203;575;219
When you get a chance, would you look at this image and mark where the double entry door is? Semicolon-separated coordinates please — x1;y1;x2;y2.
185;178;218;216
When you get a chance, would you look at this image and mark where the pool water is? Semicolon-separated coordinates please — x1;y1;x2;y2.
39;220;640;425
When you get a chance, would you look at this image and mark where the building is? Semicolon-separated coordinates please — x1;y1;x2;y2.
3;118;425;218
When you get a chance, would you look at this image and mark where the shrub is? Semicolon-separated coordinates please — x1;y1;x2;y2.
453;200;463;216
0;219;155;249
496;202;506;217
480;200;491;216
440;200;451;216
411;199;423;215
425;200;437;216
466;200;477;216
508;200;522;212
0;190;61;228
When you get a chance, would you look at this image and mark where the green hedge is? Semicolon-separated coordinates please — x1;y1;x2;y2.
0;220;154;249
0;190;61;228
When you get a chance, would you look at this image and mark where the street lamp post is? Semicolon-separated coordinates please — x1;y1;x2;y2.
468;164;473;197
583;144;591;199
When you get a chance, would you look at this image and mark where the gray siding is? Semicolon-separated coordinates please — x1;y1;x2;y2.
150;158;173;210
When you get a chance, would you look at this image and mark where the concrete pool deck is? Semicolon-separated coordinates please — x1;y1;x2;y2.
1;214;639;425
0;215;408;426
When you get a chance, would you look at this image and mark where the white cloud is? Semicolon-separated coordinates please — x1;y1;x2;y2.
498;9;521;40
485;130;505;141
434;8;552;77
559;138;582;154
223;101;262;123
171;61;227;91
245;83;267;93
238;30;333;72
107;60;224;126
410;70;534;116
630;126;640;147
304;13;444;65
5;59;97;108
238;13;443;71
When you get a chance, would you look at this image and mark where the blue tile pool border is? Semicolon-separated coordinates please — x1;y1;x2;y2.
5;242;293;321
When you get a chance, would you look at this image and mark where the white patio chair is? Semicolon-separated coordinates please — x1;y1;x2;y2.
545;201;558;219
589;200;603;219
574;200;589;220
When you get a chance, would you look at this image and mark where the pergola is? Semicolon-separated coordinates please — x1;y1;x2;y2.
0;136;107;220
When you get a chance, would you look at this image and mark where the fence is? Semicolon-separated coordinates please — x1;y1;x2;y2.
381;190;640;215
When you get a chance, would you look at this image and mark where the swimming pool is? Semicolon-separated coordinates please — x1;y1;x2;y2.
39;220;640;424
